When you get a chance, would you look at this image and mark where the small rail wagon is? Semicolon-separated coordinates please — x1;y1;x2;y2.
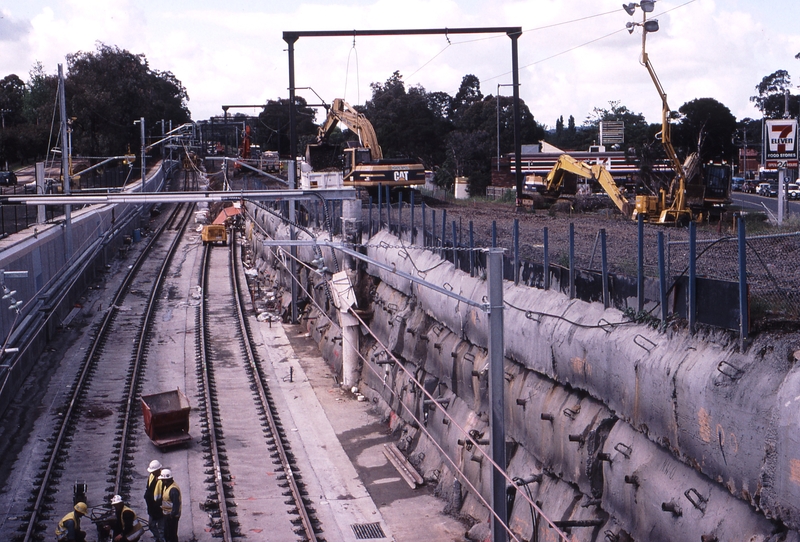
141;388;192;449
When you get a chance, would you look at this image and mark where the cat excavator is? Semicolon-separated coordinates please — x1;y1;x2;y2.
306;98;425;189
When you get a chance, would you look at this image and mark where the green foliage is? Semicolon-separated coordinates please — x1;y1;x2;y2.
257;96;318;156
0;44;191;166
750;70;799;119
66;43;190;157
674;98;736;162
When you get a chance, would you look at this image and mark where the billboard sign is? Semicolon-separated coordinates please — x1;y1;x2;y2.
600;121;625;145
765;119;798;161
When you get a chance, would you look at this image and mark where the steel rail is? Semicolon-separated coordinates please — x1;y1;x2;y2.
113;203;194;495
22;203;187;541
198;244;234;542
228;228;318;542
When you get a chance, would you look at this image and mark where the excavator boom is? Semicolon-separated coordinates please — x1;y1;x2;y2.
318;98;383;160
545;155;633;218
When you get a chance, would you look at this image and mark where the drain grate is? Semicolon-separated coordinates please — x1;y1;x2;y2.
351;522;386;539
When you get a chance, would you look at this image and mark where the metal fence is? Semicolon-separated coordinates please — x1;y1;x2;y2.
348;192;800;334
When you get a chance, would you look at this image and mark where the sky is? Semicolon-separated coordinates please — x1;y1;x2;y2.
1;0;799;133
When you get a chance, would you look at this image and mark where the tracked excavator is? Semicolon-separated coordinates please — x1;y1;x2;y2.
543;154;634;218
305;98;425;189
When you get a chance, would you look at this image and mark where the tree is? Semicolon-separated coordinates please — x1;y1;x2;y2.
65;43;190;157
449;74;483;120
443;94;544;195
361;71;452;168
0;75;26;127
674;98;736;163
750;70;799;119
257;96;318;157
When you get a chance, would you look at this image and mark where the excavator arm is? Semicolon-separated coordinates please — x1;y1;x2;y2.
318;98;383;160
545;155;633;218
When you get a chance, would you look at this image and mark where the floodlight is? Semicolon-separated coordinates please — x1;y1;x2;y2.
626;21;637;34
623;3;636;15
641;0;656;12
644;20;660;32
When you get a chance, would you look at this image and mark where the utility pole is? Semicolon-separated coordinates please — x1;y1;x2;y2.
57;64;73;260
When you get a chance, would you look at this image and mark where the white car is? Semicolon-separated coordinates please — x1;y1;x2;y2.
787;183;800;200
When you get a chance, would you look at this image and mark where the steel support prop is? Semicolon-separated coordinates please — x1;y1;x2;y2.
487;248;507;541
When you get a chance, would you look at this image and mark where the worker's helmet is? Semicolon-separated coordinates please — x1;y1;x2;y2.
74;502;88;515
158;468;173;480
111;495;123;505
147;460;163;473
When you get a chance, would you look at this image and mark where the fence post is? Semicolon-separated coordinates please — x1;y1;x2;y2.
432;210;436;253
368;196;373;239
637;214;644;313
513;218;520;286
569;223;575;299
422;201;427;248
469;221;475;277
658;231;668;325
442;209;447;258
688;221;696;334
378;184;383;230
738;215;749;348
543;227;550;291
398;191;404;237
492;221;497;248
450;220;457;267
410;190;415;244
601;228;609;309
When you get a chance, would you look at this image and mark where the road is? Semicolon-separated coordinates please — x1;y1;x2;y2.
730;190;800;217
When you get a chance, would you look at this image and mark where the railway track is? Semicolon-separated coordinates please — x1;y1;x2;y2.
196;228;322;541
14;202;192;541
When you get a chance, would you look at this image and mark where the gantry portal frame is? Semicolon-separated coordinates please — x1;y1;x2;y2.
282;27;525;205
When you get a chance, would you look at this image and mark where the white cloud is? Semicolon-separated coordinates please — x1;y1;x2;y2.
0;0;798;128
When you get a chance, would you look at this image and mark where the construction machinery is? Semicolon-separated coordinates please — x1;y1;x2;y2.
305;98;425;189
543;154;634;217
628;7;731;225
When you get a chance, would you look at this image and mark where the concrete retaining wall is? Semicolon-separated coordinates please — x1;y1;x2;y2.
247;207;800;541
0;163;171;417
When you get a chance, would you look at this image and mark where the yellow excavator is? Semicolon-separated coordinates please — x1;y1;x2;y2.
306;98;425;189
543;154;634;218
628;8;730;225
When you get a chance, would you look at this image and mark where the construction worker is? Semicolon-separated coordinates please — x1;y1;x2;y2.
144;460;164;542
108;495;145;542
55;502;88;542
158;469;181;542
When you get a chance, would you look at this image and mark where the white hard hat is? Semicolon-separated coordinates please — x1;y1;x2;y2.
158;468;173;480
147;460;163;473
111;495;123;505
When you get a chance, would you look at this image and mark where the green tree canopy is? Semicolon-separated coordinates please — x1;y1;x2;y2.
66;42;190;156
257;96;318;157
750;70;799;119
674;97;736;163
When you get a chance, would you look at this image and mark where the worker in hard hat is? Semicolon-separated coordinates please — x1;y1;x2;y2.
55;502;88;542
144;459;165;542
108;495;145;542
158;469;182;542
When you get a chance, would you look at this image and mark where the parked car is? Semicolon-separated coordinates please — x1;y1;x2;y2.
731;177;745;191
757;182;778;197
0;170;17;185
743;181;757;193
787;183;800;200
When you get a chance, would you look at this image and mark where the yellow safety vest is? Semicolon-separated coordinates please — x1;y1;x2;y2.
55;511;81;540
161;482;181;517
